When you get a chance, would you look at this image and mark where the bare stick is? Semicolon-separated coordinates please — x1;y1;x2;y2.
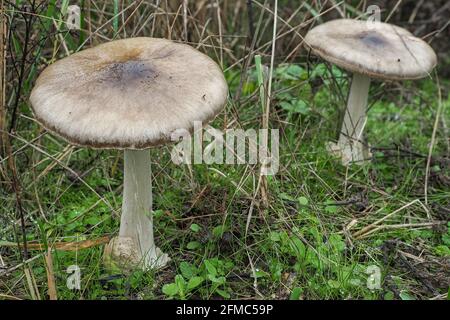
44;249;58;300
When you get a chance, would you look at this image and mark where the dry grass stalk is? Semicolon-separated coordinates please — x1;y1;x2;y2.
24;266;41;300
0;235;111;251
44;248;58;300
352;199;420;238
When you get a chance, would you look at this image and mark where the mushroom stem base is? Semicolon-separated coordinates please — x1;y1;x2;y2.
327;141;372;166
103;149;170;272
104;236;170;272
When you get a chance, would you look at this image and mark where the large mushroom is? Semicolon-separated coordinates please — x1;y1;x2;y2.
305;19;437;165
30;38;228;271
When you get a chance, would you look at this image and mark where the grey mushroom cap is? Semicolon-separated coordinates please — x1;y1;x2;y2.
304;19;437;80
30;37;228;149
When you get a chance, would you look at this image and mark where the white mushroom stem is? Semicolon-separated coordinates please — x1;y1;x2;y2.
106;149;170;270
329;73;372;165
121;150;156;264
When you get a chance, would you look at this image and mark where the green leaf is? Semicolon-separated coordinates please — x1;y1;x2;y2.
290;287;303;300
442;232;450;246
243;82;256;95
187;276;204;290
285;64;303;76
252;269;269;278
204;260;217;276
277;92;294;101
279;100;310;115
275;64;305;81
153;209;164;218
399;291;415;300
434;245;450;257
186;241;201;250
349;278;361;286
175;275;186;298
180;262;197;279
298;196;309;206
291;100;310;115
278;192;296;202
207;274;226;284
279;101;293;111
175;275;186;288
216;289;231;299
212;225;227;238
68;210;81;219
328;234;346;252
84;216;102;225
327;279;341;289
311;64;327;78
162;283;178;296
289;237;306;257
269;231;281;242
190;223;201;233
254;55;265;112
65;222;81;232
384;291;395;300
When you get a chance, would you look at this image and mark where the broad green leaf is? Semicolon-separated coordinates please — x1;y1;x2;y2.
180;262;197;279
190;223;201;233
187;276;204;290
204;260;217;276
162;283;178;296
187;241;201;250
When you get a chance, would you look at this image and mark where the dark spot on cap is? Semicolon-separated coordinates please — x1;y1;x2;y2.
98;60;157;88
359;32;386;47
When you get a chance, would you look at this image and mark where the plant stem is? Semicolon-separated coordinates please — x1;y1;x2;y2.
113;0;119;37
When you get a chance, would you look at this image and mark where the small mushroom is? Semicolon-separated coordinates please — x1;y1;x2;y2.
305;19;437;165
30;37;228;271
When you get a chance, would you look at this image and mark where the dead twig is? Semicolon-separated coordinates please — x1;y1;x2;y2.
0;235;111;251
44;248;57;300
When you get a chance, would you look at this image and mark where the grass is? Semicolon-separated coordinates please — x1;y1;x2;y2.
0;0;449;300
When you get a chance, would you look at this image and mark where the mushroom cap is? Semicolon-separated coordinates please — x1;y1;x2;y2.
30;37;228;149
304;19;437;80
